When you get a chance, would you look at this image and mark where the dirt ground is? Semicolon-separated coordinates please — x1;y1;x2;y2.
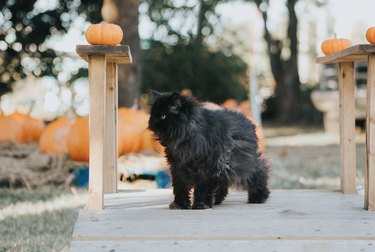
263;126;366;191
0;125;368;251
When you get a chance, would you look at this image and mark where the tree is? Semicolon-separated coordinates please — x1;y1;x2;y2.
252;0;326;123
142;41;248;103
252;0;300;123
102;0;142;107
141;0;248;103
0;0;102;96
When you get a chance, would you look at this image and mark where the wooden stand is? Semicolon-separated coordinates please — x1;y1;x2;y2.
317;44;375;210
76;45;132;211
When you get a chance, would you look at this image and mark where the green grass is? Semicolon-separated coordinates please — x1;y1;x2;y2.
0;189;80;252
0;189;63;208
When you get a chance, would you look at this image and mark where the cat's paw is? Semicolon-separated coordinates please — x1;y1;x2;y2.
192;202;212;209
248;192;269;204
169;202;190;209
214;199;224;205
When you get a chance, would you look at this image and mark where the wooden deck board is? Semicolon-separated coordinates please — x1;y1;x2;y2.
76;45;132;64
71;240;375;252
316;44;375;64
71;190;375;251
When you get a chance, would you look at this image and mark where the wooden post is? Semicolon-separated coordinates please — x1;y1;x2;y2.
87;54;107;210
338;62;356;194
316;45;375;209
365;54;375;210
76;45;132;210
104;63;118;193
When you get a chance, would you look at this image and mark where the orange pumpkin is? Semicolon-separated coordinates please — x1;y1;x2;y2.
118;108;149;129
139;129;164;153
239;100;251;116
9;112;45;143
118;122;144;154
321;35;352;55
67;117;89;161
0;116;24;143
366;27;375;44
85;23;123;45
67;117;126;161
222;99;239;110
39;116;73;155
117;108;166;154
252;120;265;153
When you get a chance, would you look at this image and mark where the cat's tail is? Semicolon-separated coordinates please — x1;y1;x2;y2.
247;154;271;203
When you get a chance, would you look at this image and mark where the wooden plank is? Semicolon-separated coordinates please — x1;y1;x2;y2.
73;216;375;240
103;63;118;194
366;54;375;210
86;54;106;211
102;190;365;213
72;191;375;251
76;45;132;64
317;44;375;64
73;191;375;241
71;240;375;252
338;62;356;194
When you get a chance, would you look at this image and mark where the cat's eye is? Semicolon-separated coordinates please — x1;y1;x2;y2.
161;114;166;120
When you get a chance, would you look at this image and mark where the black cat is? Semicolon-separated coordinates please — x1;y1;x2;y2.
148;91;270;209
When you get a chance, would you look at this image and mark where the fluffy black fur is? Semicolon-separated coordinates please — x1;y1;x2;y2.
148;92;270;209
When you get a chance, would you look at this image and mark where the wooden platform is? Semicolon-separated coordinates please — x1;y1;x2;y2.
71;190;375;251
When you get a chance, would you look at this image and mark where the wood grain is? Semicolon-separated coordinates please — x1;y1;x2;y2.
338;62;356;194
103;63;118;194
72;190;375;252
76;45;132;64
71;240;375;252
365;54;375;210
86;55;106;211
317;44;375;64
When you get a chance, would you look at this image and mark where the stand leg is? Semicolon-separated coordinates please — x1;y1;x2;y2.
104;63;118;194
338;62;356;194
87;55;107;210
365;54;375;210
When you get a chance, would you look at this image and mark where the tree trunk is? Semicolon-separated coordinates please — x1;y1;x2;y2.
275;0;301;123
105;0;141;108
255;0;302;123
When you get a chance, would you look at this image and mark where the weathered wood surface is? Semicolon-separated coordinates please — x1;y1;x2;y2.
86;55;106;211
71;190;375;251
71;240;375;252
366;54;375;210
76;45;132;64
338;62;356;194
316;44;375;64
103;63;118;194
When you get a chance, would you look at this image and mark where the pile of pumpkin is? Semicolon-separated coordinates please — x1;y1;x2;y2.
0;109;163;162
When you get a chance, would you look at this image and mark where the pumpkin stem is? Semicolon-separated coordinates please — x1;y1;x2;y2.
334;33;337;39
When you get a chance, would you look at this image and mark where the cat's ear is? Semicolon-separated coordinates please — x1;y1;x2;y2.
150;90;162;103
171;92;182;108
169;92;182;114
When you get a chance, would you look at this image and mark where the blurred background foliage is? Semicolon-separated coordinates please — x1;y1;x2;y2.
0;0;102;95
142;38;248;103
0;0;332;123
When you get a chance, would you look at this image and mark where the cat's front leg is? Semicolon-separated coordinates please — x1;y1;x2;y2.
192;181;216;209
170;169;192;209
